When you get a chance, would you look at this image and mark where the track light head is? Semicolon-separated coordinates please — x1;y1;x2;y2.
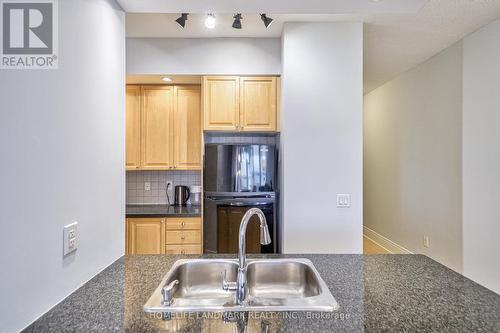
205;14;216;29
175;13;188;28
260;14;273;28
232;13;242;29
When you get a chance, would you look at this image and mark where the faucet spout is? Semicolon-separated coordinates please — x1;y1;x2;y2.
238;208;271;268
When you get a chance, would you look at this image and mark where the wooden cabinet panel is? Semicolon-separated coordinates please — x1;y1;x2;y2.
165;244;202;255
173;86;201;170
217;206;260;253
126;85;141;170
203;76;239;131
240;77;277;132
276;76;281;132
166;217;202;230
141;86;173;169
166;230;201;245
126;218;165;255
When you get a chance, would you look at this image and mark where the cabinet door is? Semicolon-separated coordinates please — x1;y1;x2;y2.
126;218;165;255
173;86;201;170
240;77;277;132
141;86;173;169
203;76;239;131
126;85;141;170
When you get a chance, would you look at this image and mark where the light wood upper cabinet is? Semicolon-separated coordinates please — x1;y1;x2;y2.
141;86;173;170
125;85;201;171
240;77;277;132
203;76;240;131
126;218;165;255
125;85;141;170
173;86;201;170
202;76;279;132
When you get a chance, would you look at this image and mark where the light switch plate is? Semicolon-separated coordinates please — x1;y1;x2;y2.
336;194;351;208
63;222;78;256
423;235;430;248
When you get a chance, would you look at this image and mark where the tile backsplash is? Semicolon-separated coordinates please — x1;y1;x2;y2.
204;132;279;145
126;170;201;205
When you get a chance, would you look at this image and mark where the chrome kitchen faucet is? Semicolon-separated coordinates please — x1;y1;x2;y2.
222;208;272;304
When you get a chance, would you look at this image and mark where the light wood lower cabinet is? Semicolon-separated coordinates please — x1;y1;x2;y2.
166;230;201;245
126;217;165;255
165;245;201;255
126;217;202;255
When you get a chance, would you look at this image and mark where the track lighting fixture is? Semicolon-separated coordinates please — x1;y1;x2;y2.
205;14;216;29
260;14;274;28
232;14;242;29
175;13;188;28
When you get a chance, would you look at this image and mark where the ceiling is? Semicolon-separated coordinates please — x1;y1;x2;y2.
117;0;426;15
122;0;500;92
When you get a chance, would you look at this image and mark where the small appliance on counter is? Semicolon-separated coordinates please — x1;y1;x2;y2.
174;186;190;206
189;185;202;206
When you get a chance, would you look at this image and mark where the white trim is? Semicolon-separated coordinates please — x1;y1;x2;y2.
363;226;413;254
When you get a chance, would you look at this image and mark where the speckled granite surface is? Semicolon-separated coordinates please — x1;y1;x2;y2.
23;255;500;332
126;205;201;218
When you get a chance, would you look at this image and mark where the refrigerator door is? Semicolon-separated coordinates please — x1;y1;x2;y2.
204;144;276;194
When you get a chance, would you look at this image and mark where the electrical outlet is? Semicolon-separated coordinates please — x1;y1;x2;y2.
63;222;78;255
144;182;151;191
423;235;430;248
166;180;173;190
336;194;351;208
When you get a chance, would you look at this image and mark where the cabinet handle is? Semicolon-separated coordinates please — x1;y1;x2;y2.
181;221;185;227
181;250;185;255
181;236;185;240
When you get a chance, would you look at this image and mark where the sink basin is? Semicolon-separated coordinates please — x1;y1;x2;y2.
144;258;339;313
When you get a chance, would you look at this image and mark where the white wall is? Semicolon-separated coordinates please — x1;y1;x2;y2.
364;43;463;272
281;22;363;253
462;18;500;294
0;1;125;332
127;38;281;75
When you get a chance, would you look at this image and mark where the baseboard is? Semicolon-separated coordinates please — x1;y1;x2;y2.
363;226;413;254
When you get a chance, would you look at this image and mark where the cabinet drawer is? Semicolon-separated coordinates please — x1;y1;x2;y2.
166;217;201;230
165;245;201;255
166;230;201;244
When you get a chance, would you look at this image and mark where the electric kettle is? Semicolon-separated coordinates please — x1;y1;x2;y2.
174;186;190;206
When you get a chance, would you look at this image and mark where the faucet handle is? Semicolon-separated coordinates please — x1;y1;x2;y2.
161;279;179;306
222;270;237;291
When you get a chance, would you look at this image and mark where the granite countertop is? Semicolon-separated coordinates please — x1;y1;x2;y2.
23;254;500;332
126;204;201;218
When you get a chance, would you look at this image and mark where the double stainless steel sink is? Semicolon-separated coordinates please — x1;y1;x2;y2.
144;258;339;313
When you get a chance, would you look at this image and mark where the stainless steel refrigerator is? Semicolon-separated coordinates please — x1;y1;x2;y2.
204;144;278;254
